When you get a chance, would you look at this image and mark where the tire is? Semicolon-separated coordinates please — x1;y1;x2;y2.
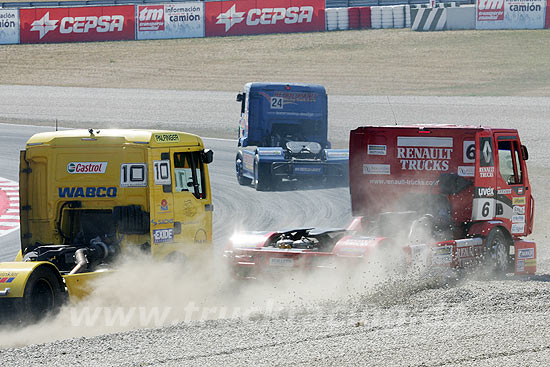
235;152;252;186
254;155;270;191
21;266;67;322
484;228;511;276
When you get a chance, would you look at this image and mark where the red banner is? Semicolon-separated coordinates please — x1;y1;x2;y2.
20;6;135;44
546;0;550;28
205;0;325;37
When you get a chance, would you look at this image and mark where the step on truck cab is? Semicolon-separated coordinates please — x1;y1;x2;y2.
235;82;349;191
0;129;213;321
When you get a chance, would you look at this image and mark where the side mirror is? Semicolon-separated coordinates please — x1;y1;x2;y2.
202;149;214;164
521;145;529;161
236;93;244;102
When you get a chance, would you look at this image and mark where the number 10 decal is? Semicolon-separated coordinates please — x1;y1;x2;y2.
120;163;147;187
153;160;171;185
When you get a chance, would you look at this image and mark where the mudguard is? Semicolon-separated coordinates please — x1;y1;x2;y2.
256;147;285;162
0;261;62;298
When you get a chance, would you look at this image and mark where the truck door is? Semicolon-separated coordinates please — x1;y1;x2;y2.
494;133;531;236
169;148;212;249
148;148;212;259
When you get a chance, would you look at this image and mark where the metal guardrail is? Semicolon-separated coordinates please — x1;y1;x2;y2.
0;0;474;9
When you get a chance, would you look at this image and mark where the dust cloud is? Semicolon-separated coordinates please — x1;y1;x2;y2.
0;235;421;349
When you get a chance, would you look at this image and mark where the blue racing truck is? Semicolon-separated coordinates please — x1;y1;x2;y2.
235;82;349;191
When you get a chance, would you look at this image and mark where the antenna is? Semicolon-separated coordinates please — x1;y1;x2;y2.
55;119;58;131
386;96;398;125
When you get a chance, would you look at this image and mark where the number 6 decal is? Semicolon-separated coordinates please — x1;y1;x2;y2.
479;200;494;219
463;141;475;163
153;160;171;185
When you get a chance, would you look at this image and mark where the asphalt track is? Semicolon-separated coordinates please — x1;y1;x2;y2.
0;86;550;365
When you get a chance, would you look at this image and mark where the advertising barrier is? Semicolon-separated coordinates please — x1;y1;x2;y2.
476;0;546;29
0;9;19;44
136;3;204;40
204;0;325;37
20;5;135;43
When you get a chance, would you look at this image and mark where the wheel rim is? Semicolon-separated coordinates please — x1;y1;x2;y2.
236;158;242;178
30;278;55;316
492;238;508;273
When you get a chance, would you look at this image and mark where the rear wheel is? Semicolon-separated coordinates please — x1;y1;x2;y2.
235;152;252;186
484;228;511;276
22;266;66;322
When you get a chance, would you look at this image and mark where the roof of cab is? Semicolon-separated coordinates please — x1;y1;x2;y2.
245;82;326;94
26;129;203;148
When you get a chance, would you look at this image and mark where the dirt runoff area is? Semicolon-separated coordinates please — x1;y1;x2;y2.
2;29;550;96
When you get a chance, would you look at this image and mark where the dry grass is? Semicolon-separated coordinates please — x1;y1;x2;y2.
1;29;550;96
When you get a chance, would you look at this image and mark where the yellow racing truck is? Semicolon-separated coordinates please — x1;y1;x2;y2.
0;129;213;320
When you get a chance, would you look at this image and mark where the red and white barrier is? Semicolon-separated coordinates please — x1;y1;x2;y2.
20;6;135;44
204;0;325;37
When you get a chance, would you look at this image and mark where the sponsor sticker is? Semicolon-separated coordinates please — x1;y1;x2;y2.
511;223;525;234
151;218;174;226
67;162;108;174
513;205;525;215
294;166;322;174
153;133;180;143
457;247;474;258
160;199;169;211
518;248;534;259
497;188;512;195
396;137;453;172
477;187;495;197
363;164;390;175
58;186;117;198
269;257;294;267
153;228;174;243
516;259;525;273
479;166;495;178
368;145;387;156
513;197;526;205
512;215;525;223
458;166;475;177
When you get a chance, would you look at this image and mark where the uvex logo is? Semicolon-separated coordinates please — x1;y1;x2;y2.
477;187;494;197
30;12;125;39
216;5;314;32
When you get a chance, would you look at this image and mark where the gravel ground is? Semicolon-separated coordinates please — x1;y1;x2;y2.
0;89;548;364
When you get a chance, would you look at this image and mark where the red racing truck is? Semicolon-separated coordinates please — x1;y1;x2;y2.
225;125;536;278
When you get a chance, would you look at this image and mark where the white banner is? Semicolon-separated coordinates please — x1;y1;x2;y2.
136;3;204;40
0;9;19;45
476;0;546;29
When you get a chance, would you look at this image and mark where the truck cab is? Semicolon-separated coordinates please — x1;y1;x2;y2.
0;129;214;319
235;82;348;190
349;125;535;274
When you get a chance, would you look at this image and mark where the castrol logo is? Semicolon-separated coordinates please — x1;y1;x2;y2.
67;162;108;174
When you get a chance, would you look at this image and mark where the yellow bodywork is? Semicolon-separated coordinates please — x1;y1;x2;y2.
0;129;213;302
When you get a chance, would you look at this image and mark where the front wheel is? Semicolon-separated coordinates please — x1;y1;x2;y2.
236;152;252;186
484;228;511;276
21;266;67;322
